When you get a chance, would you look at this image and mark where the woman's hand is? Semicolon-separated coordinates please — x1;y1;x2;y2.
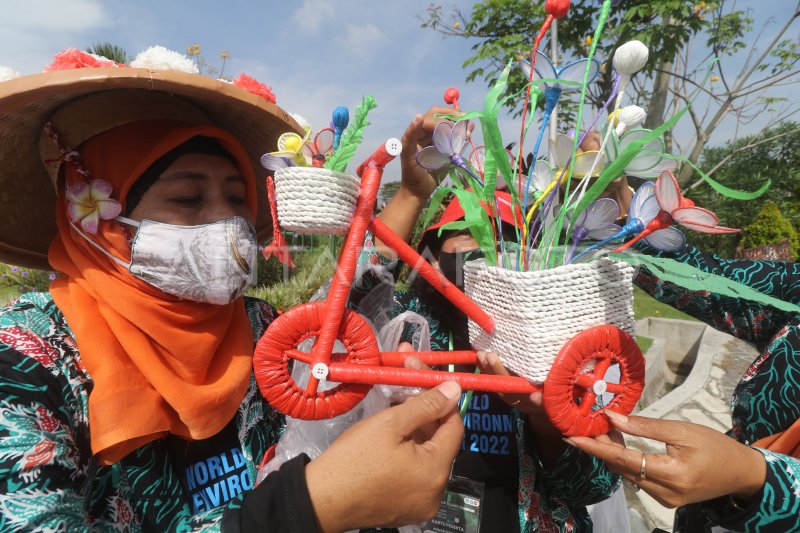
475;351;546;417
376;107;473;255
476;351;566;465
566;410;767;509
305;380;464;533
399;106;471;200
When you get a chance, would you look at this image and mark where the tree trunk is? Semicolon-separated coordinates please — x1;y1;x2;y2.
644;59;673;154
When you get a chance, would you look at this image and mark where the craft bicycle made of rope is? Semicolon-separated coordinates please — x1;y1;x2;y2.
253;140;645;437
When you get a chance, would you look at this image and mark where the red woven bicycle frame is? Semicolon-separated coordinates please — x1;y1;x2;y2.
306;159;384;395
369;218;495;334
327;364;537;393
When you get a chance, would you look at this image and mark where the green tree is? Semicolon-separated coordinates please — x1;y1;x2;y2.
685;121;800;257
739;201;799;259
379;181;402;207
421;1;800;185
85;43;129;64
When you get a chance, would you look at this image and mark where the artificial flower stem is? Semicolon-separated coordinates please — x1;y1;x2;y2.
539;0;613;269
522;87;561;218
515;14;556;188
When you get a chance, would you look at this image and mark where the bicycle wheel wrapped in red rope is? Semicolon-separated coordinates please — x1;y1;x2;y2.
254;301;381;420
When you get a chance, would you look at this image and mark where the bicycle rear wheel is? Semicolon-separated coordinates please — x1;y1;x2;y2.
254;301;381;419
543;325;644;437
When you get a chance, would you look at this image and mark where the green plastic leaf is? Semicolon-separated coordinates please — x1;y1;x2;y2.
609;252;800;314
421;187;454;230
480;62;515;200
482;145;498;195
669;156;771;200
324;96;377;173
448;188;497;265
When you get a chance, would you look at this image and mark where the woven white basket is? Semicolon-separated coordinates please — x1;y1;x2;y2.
463;258;635;383
273;167;361;235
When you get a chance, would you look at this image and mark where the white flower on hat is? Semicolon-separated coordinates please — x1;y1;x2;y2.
290;113;311;131
130;46;199;74
0;67;21;82
613;105;647;135
613;40;649;76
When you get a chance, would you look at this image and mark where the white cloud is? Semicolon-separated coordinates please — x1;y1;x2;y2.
342;23;386;56
5;0;109;32
1;0;113;72
290;0;336;33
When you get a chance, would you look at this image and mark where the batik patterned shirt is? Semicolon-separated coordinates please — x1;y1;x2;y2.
636;244;800;532
0;292;285;532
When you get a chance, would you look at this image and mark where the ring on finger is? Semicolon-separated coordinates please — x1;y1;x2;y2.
639;453;647;481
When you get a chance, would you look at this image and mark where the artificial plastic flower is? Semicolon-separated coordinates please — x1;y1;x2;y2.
233;74;276;103
301;128;335;168
129;46;199;74
526;159;557;199
611;106;647;136
571;182;685;263
614;171;739;252
519;51;599;95
268;130;313;166
44;49;118;72
66;179;123;234
416;120;481;185
0;66;21;82
550;133;607;178
565;198;621;263
468;145;515;189
613;40;649;76
545;0;571;18
331;106;350;152
604;128;676;179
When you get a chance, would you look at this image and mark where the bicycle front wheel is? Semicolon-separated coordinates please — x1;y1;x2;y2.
254;301;381;420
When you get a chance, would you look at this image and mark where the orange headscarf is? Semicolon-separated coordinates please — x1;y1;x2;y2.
753;421;800;458
49;119;259;465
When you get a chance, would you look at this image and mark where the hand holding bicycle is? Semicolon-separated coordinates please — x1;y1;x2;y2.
566;410;767;508
305;381;464;532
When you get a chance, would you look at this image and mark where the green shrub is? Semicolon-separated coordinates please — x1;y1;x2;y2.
247;246;338;312
740;200;799;259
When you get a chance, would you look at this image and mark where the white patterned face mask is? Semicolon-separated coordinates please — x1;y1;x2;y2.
75;215;258;305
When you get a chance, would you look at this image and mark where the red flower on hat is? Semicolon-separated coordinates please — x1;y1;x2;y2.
233;73;277;103
44;49;120;72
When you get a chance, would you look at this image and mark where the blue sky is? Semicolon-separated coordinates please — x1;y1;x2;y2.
3;0;797;179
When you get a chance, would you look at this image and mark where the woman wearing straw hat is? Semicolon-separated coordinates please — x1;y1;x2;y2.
0;50;464;532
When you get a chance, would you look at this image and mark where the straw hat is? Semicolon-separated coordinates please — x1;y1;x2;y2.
0;55;301;270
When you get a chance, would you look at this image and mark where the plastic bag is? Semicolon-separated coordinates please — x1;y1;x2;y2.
586;484;631;533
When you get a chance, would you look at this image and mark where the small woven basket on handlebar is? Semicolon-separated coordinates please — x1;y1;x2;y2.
464;257;635;383
273;167;361;235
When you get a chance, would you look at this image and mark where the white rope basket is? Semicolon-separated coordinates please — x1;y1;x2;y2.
464;258;635;383
273;167;361;235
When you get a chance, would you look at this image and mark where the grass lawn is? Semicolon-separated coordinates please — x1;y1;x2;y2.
0;286;19;307
633;285;697;322
635;335;653;353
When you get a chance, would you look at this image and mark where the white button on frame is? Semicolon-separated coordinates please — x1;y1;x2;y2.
312;363;329;380
385;138;402;156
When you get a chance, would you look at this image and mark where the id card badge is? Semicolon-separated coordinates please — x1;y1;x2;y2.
418;476;484;533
